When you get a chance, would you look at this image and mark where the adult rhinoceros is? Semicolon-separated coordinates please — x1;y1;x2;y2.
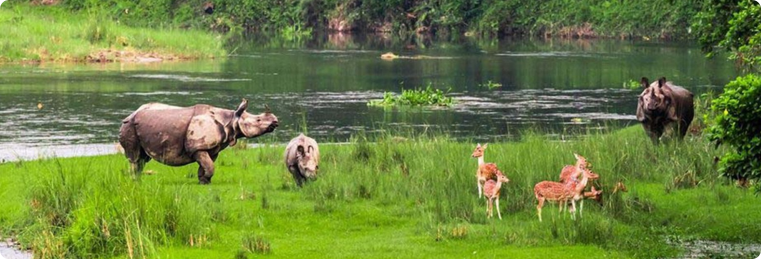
118;99;278;184
636;77;694;144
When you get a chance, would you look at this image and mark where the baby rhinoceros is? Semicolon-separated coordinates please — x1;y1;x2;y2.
284;134;320;186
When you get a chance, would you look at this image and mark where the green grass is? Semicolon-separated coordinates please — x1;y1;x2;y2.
1;126;759;258
0;3;225;63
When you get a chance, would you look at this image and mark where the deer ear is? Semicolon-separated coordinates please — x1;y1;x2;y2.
641;77;650;88
476;143;481;148
483;143;488;149
574;153;580;160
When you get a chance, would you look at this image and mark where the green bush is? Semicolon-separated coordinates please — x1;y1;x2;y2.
707;74;761;189
368;83;454;107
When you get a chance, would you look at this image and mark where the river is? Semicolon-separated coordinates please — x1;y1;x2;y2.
0;36;741;161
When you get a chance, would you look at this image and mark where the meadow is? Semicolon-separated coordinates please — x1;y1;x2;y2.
0;126;759;258
0;4;225;63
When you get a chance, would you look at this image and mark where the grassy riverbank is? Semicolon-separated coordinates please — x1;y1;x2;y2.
0;3;225;63
0;126;759;258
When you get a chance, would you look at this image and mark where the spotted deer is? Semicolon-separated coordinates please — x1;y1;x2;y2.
558;155;599;217
483;171;510;219
534;154;597;222
472;143;499;198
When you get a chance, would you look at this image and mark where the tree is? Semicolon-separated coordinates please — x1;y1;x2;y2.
695;0;761;72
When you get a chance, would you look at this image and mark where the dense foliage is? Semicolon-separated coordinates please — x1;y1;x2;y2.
44;0;701;38
707;74;761;190
695;0;761;72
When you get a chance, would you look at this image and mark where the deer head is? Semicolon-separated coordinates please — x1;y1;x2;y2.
472;143;487;158
495;171;510;184
612;181;628;194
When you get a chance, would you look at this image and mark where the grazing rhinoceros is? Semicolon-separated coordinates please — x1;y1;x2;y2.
636;77;694;144
284;133;320;186
118;99;278;184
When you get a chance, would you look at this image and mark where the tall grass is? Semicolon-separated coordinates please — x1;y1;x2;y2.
302;127;745;257
0;4;225;63
0;126;759;258
7;157;216;258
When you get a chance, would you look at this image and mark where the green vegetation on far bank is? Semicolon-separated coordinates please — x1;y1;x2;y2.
1;126;759;258
18;0;704;40
0;3;225;63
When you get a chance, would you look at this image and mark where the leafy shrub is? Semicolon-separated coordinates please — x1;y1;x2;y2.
695;0;761;72
707;74;761;188
368;83;454;107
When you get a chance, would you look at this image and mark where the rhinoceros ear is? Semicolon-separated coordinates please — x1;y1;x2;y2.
657;77;667;88
640;77;650;88
264;104;272;114
235;99;248;117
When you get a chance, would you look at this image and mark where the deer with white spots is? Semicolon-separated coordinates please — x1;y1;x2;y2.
534;154;599;222
471;143;499;198
483;170;510;219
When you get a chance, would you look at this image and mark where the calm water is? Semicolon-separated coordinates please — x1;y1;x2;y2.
0;36;740;161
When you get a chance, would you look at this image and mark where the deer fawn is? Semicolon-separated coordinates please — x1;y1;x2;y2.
472;143;499;198
483;171;510;219
534;154;597;222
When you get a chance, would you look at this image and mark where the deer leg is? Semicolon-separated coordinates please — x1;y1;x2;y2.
485;198;490;217
477;180;483;199
537;198;544;222
580;199;584;218
496;197;502;220
570;200;577;220
488;198;494;218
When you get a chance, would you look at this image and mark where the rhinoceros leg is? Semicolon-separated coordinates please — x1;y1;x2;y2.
119;122;151;176
194;151;216;184
288;165;306;187
642;123;662;145
678;116;694;140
